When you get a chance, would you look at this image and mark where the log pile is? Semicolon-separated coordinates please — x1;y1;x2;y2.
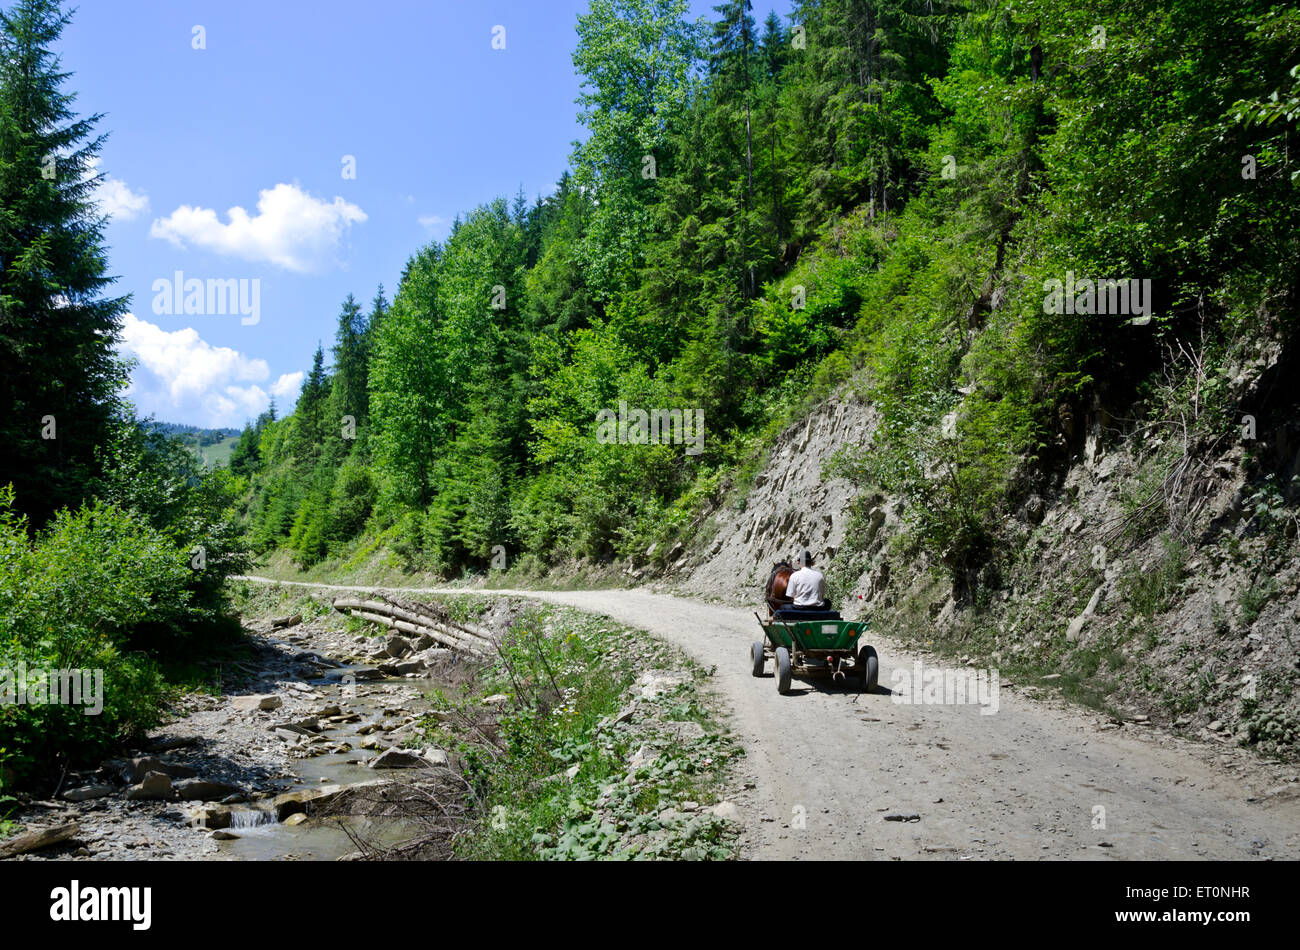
332;595;495;657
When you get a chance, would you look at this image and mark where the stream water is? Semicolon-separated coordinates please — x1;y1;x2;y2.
212;665;447;861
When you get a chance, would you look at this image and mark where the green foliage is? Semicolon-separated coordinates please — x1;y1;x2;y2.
234;0;1299;608
0;487;172;786
445;606;739;860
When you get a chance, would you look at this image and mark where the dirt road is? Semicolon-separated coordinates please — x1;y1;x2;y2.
237;577;1300;860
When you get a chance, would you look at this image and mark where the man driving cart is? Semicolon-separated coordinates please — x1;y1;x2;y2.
780;549;833;614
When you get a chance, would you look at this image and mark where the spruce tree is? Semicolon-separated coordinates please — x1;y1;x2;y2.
0;0;129;524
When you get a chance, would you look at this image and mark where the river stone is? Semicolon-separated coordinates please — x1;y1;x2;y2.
283;812;310;826
273;779;390;821
369;748;428;769
124;771;172;801
392;659;424;675
232;694;282;712
61;784;115;802
118;756;198;784
173;779;244;802
273;785;344;821
384;634;413;658
419;649;452;668
269;721;316;737
188;804;232;830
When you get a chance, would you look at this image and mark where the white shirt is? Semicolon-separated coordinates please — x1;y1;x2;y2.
785;567;826;607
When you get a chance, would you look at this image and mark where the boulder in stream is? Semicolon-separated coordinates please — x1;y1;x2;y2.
369;748;429;769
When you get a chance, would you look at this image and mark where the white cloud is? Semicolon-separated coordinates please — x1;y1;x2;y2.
270;373;303;401
86;158;150;221
119;313;302;427
151;183;367;273
418;214;449;236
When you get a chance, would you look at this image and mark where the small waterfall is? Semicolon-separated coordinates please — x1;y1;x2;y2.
228;808;277;830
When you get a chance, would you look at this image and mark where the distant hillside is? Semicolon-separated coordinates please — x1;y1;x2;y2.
146;422;241;469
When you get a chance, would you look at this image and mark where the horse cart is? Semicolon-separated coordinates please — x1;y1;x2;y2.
751;560;879;696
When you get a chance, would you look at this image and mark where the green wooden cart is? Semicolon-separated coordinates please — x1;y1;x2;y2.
751;612;879;695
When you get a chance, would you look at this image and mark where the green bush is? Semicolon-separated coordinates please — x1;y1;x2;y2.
0;489;175;787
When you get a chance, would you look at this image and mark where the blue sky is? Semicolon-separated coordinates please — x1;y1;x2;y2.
56;0;733;428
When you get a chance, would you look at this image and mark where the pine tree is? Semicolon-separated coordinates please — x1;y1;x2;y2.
290;345;328;463
330;294;368;422
0;0;129;524
712;0;757;294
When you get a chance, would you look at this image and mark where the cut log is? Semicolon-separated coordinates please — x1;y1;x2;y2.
0;822;80;860
333;597;494;648
334;601;491;656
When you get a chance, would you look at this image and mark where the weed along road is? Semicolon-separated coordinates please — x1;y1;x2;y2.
236;577;1300;861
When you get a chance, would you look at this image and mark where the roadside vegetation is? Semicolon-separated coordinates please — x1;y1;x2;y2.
412;602;741;860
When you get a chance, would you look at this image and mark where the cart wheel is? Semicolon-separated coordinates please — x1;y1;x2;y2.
858;645;879;693
751;641;766;678
776;647;792;695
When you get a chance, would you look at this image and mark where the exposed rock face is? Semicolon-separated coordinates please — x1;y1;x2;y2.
673;352;1300;750
682;392;884;602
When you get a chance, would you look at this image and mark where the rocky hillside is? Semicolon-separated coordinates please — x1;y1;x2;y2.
666;344;1300;762
679;392;881;602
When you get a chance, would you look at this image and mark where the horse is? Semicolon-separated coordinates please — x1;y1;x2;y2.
764;559;795;616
